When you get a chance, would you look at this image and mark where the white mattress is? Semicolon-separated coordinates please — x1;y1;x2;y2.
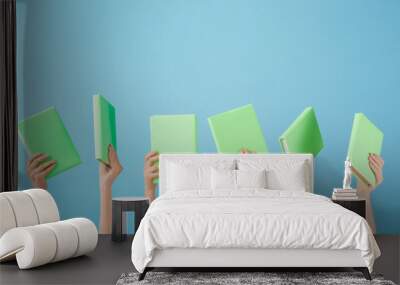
131;190;380;273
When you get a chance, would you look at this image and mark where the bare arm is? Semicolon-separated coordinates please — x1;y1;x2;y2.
355;154;384;234
144;151;159;203
99;145;122;234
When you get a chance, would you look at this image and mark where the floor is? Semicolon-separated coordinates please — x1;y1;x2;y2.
0;235;399;285
0;235;134;285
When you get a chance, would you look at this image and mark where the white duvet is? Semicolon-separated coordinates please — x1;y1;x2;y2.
131;189;380;273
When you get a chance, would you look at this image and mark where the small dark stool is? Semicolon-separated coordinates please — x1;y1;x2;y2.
112;197;149;242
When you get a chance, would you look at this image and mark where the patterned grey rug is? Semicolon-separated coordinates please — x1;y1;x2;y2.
116;272;396;285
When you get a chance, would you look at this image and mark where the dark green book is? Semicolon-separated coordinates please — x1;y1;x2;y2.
93;95;117;164
18;107;81;178
279;107;324;156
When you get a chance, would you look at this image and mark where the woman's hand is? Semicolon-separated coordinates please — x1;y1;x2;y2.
99;145;123;189
354;154;384;192
27;153;56;190
369;154;384;187
144;151;159;203
144;151;159;189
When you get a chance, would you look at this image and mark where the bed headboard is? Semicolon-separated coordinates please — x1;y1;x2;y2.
159;153;314;195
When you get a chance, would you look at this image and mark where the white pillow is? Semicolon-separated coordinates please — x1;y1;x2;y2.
237;159;309;191
167;163;210;191
236;169;267;189
211;168;236;190
266;164;307;191
165;159;235;192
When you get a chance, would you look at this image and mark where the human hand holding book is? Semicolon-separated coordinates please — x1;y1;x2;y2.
26;153;56;190
144;151;159;203
352;154;384;190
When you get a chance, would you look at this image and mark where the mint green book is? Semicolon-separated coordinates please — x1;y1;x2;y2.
150;114;197;154
347;113;383;186
208;104;268;153
18;107;81;178
93;95;117;164
279;107;324;156
150;114;197;184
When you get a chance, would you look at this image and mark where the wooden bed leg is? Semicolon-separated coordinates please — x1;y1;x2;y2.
138;268;148;281
354;267;372;280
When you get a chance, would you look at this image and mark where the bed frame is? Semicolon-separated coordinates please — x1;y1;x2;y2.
139;154;371;281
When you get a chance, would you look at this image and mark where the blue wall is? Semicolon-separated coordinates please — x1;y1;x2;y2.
16;0;400;233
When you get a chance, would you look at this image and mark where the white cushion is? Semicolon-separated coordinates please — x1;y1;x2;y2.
24;189;60;224
211;168;236;190
166;160;235;191
0;218;97;269
266;164;307;191
42;221;79;262
238;159;309;191
167;163;210;191
0;226;57;269
0;190;59;237
211;169;268;190
0;196;16;237
64;218;98;257
236;169;267;189
0;192;39;227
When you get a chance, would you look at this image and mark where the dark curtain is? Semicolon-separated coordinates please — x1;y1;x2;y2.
0;0;17;192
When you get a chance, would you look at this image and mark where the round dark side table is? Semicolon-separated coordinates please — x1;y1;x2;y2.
112;197;149;242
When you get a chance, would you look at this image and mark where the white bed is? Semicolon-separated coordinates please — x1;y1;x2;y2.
131;154;380;280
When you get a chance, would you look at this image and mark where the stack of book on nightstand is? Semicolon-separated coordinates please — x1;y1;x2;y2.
332;188;358;200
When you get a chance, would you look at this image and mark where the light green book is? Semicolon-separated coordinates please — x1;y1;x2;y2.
18;107;81;178
279;107;324;156
93;95;117;164
208;104;268;153
347;113;383;186
150;114;197;184
150;114;197;154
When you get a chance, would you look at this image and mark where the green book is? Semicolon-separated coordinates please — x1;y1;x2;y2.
150;114;197;154
279;107;324;156
150;114;197;184
208;104;268;153
93;95;117;164
18;107;81;178
347;113;383;186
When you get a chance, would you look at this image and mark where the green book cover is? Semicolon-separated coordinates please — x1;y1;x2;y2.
279;107;324;156
208;104;268;153
150;114;197;184
18;107;81;178
150;114;197;154
347;113;383;186
93;95;117;164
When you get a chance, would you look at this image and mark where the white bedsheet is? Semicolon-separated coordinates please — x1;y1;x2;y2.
131;190;380;273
